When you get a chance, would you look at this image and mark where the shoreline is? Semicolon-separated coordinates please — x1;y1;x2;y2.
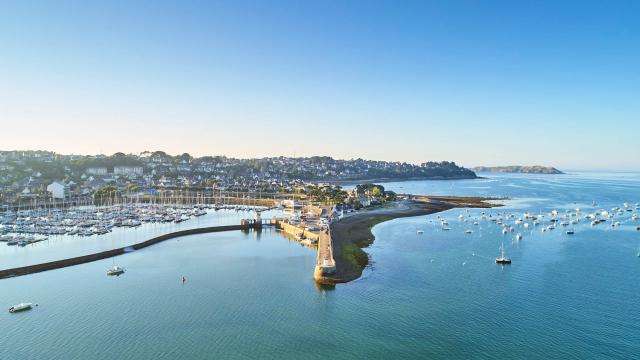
325;196;503;284
326;175;479;186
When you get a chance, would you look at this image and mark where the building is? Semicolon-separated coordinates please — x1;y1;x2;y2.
86;167;108;176
113;165;143;177
47;181;68;199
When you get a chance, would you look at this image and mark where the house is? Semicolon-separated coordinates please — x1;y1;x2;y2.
114;166;143;177
47;181;68;199
86;167;108;176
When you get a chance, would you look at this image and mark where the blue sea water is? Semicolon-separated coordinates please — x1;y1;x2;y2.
1;172;639;359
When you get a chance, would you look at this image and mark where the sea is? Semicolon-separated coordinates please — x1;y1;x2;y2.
1;171;639;359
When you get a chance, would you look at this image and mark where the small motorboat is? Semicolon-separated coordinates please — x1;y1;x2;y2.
515;233;523;241
417;230;424;234
9;303;33;313
465;229;473;234
566;230;575;235
107;265;125;276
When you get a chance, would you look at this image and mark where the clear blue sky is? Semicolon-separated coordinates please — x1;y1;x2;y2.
1;0;638;170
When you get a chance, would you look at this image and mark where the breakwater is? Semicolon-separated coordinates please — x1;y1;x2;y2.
0;224;249;279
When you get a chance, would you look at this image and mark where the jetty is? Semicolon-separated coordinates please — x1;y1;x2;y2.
313;229;336;283
0;213;337;283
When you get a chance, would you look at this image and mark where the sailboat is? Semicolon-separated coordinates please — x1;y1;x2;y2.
495;242;511;264
107;265;125;276
106;236;125;276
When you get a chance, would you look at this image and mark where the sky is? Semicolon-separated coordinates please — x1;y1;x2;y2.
0;0;638;170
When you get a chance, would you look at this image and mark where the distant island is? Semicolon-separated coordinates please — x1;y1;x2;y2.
472;166;563;174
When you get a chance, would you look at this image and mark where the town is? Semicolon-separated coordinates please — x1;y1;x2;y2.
0;150;476;208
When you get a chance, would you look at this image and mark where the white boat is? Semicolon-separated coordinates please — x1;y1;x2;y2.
516;233;523;241
107;265;125;276
8;302;33;313
417;230;424;234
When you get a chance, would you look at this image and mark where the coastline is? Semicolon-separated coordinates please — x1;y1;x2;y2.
326;196;502;284
327;175;478;186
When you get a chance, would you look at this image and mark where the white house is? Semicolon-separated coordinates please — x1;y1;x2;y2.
86;167;108;176
47;181;68;199
114;166;143;177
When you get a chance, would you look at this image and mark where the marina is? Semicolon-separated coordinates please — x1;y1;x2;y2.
0;203;273;245
3;1;639;357
1;172;640;359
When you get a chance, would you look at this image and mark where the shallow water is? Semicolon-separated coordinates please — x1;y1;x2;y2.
1;172;639;359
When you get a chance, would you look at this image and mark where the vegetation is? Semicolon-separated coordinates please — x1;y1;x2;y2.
306;185;347;204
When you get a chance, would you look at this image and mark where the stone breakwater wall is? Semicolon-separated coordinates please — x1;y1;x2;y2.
0;224;246;279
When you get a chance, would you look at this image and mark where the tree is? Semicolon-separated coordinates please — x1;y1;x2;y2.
371;186;383;198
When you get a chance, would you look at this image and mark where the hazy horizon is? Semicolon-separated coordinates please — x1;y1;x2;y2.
1;1;639;170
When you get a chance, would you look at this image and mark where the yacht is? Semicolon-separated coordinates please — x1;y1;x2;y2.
107;265;125;276
495;243;511;264
9;303;33;313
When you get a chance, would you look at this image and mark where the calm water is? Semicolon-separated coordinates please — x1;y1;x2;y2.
0;209;285;269
2;172;639;359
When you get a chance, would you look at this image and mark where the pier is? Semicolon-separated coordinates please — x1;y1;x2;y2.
313;229;336;283
0;224;246;279
0;213;337;283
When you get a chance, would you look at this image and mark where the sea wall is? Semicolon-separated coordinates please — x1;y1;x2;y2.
276;221;322;243
0;224;246;279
